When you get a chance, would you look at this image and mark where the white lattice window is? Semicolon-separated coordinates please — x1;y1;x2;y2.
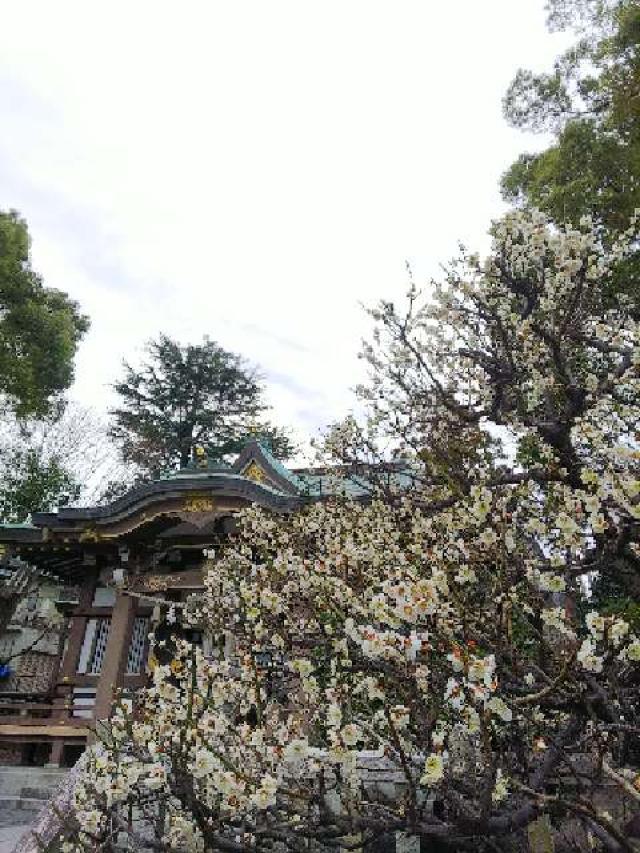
125;617;149;675
77;618;111;674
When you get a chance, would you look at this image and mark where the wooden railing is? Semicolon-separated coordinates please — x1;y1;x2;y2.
0;698;91;726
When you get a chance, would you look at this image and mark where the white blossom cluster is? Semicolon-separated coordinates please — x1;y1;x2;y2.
67;210;640;851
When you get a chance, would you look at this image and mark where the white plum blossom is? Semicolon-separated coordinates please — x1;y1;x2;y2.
492;769;509;803
65;209;640;852
192;748;216;779
283;739;310;764
577;638;604;673
627;639;640;662
420;753;445;786
487;697;513;723
537;572;566;593
339;724;362;747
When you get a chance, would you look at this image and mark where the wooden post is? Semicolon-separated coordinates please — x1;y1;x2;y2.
53;577;96;725
58;578;95;681
93;592;136;722
47;739;64;768
47;579;96;761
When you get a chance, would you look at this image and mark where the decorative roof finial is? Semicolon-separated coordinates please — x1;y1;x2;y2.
194;444;208;469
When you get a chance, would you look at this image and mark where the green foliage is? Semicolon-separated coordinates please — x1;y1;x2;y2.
502;1;640;303
502;121;640;232
0;210;89;417
248;422;298;463
589;564;640;628
599;595;640;630
0;447;79;523
110;335;295;475
515;432;547;468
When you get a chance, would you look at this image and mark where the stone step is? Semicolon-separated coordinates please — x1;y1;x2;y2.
0;824;33;853
0;799;44;831
0;767;68;834
17;789;52;801
0;768;67;798
0;798;45;812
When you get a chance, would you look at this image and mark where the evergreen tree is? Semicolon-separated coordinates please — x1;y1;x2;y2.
110;335;295;475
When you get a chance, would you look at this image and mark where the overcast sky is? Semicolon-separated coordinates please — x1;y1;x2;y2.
0;2;568;456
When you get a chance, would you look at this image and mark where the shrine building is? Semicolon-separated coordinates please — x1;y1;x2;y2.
0;440;376;768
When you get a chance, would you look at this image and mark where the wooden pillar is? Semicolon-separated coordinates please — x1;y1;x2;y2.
93;592;136;722
47;739;65;768
53;578;96;725
59;579;96;681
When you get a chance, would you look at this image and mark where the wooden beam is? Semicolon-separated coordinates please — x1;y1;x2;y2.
0;724;90;737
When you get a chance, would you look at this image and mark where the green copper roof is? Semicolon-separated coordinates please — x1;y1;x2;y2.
251;440;307;492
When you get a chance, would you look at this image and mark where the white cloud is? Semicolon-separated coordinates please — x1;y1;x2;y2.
0;1;568;456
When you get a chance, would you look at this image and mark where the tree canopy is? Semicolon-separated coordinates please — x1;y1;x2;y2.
110;335;295;475
68;210;640;852
0;447;78;524
0;404;126;522
0;210;89;417
501;1;640;304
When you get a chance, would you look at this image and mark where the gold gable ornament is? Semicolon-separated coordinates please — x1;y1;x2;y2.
243;461;266;484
